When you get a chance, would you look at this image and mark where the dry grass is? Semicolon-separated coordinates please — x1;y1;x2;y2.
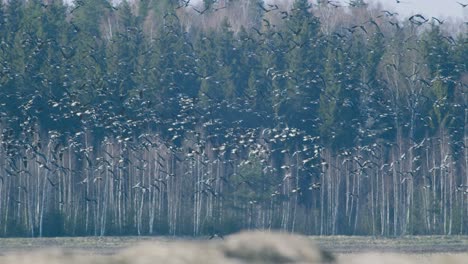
0;232;467;264
337;253;468;264
311;235;468;253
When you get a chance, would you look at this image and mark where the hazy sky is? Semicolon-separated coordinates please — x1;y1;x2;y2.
274;0;467;19
67;0;467;20
368;0;467;20
187;0;467;20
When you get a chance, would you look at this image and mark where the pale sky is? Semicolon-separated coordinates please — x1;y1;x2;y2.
188;0;467;20
66;0;467;21
369;0;467;20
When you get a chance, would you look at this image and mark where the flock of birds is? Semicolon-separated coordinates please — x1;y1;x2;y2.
0;0;466;236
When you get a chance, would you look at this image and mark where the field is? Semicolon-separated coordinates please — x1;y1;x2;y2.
312;235;468;253
0;234;467;263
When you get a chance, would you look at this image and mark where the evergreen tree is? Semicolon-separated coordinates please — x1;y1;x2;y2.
283;0;322;132
214;19;237;101
422;25;457;131
68;0;111;105
3;0;26;108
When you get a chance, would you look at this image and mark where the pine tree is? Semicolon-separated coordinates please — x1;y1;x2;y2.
0;0;7;99
3;0;26;106
68;0;111;105
214;19;237;101
283;0;322;131
422;25;457;131
318;37;360;149
107;1;140;96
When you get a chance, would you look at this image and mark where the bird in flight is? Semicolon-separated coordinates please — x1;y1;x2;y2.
431;17;444;25
409;14;429;25
192;6;209;15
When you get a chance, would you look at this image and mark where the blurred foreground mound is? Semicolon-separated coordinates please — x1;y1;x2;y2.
1;231;332;264
1;231;467;264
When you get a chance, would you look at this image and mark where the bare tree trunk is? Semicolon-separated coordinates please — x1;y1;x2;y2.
320;165;325;235
463;108;468;234
370;164;376;236
353;160;361;234
39;166;47;237
392;148;399;236
423;144;431;232
441;130;447;235
332;155;340;235
431;141;438;232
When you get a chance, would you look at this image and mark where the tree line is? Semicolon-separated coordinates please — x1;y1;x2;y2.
0;0;466;237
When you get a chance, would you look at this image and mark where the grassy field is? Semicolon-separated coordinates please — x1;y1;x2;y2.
0;235;467;263
0;235;466;254
311;235;468;253
0;236;177;255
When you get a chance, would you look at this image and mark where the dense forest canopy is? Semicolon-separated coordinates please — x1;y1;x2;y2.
0;0;466;237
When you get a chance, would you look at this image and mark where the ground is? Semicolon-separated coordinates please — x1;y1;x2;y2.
0;234;467;263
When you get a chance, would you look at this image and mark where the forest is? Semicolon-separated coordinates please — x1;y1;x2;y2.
0;0;466;237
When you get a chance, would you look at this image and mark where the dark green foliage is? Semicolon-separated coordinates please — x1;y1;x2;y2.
0;0;465;237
